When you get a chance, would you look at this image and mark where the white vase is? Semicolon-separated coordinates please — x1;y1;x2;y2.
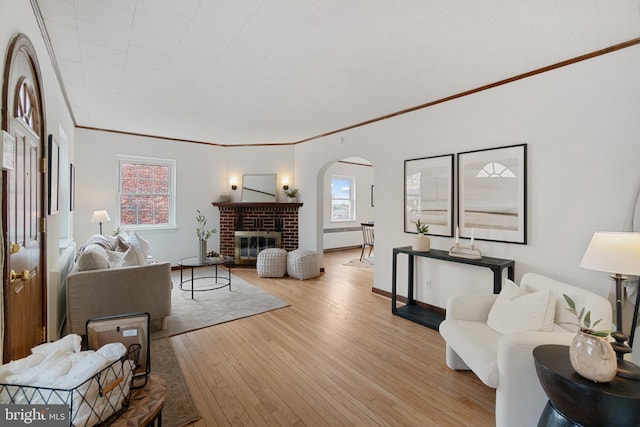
198;239;207;263
287;197;297;203
412;234;430;252
569;330;617;382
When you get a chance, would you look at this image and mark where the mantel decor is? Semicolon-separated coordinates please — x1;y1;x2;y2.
404;154;454;236
458;143;527;244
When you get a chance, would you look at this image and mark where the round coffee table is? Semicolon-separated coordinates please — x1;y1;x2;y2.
177;256;233;299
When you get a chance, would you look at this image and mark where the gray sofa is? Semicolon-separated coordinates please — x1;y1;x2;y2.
65;233;172;336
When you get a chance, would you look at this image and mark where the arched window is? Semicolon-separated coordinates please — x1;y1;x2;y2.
14;77;40;134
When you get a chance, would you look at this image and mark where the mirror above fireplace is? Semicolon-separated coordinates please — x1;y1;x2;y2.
242;174;277;202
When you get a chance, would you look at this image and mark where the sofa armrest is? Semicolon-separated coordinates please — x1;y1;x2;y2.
446;293;498;321
66;261;172;335
495;331;574;427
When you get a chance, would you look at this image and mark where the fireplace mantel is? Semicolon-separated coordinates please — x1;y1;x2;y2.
212;202;303;208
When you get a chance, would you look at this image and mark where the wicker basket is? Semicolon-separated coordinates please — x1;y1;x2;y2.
0;345;140;427
257;248;288;278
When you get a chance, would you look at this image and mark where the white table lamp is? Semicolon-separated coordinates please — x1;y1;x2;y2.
91;210;111;234
580;231;640;380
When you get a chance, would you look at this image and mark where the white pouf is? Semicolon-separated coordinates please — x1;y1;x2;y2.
287;249;320;280
256;248;288;278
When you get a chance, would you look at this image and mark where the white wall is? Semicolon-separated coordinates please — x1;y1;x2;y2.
74;129;228;263
323;160;374;250
223;145;295;203
296;44;640;307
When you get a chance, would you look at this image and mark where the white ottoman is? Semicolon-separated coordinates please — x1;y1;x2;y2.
287;249;320;280
256;248;287;278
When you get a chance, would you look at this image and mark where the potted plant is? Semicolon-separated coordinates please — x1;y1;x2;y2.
562;294;616;382
284;187;299;202
196;210;217;262
411;219;430;252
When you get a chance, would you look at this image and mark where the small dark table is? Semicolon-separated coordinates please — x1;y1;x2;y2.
533;344;640;427
177;256;233;299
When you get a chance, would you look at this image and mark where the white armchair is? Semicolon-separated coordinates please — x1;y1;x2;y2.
439;273;613;427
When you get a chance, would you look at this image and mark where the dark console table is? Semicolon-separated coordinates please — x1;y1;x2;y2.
534;345;640;427
391;246;514;330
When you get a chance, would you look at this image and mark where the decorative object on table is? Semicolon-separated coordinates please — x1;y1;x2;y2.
457;143;527;244
448;225;482;259
562;293;616;382
580;231;640;380
91;210;111;234
218;193;231;203
195;209;217;263
404;154;454;236
411;219;431;252
283;187;298;202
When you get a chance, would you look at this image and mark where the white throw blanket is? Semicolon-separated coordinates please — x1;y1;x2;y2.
0;334;134;427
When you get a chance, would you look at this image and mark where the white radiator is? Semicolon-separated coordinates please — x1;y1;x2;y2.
48;242;76;341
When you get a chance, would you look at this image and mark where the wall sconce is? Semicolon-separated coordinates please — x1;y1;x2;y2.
230;178;237;191
282;177;289;191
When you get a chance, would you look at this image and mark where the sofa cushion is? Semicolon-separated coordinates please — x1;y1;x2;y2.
127;232;150;258
78;234;112;254
76;245;110;271
487;279;555;335
438;319;502;387
106;247;145;268
116;247;145;267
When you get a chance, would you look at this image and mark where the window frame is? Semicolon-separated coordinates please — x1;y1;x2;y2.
117;155;176;231
330;174;356;222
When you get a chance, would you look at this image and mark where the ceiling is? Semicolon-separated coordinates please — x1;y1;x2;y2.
35;0;640;146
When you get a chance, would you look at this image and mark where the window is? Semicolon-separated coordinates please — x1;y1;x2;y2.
331;175;355;221
118;156;175;229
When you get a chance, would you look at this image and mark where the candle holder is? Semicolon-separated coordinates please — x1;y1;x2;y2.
449;242;482;259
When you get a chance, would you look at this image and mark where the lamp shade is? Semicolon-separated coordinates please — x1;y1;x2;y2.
580;232;640;276
91;210;111;223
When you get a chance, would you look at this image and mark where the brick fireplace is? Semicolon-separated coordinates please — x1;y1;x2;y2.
212;202;302;265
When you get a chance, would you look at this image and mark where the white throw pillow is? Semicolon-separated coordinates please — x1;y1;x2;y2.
115;247;145;267
487;279;555;335
76;245;110;271
127;232;150;258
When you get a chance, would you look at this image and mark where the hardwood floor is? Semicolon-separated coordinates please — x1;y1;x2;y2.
170;248;495;426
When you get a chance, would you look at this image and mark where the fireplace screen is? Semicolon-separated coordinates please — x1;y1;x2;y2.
234;231;282;265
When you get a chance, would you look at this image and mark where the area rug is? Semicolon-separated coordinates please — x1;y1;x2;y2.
343;258;374;268
150;270;289;340
151;338;200;427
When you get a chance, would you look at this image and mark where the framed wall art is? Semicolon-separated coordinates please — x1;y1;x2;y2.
404;153;454;236
70;163;75;211
457;143;527;244
48;134;59;215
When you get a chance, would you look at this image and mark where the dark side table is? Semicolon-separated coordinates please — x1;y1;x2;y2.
533;344;640;427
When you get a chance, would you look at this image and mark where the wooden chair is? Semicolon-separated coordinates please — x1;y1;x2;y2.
360;222;374;261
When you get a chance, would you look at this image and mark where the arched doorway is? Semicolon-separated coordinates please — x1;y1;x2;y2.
319;157;374;266
2;34;47;361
